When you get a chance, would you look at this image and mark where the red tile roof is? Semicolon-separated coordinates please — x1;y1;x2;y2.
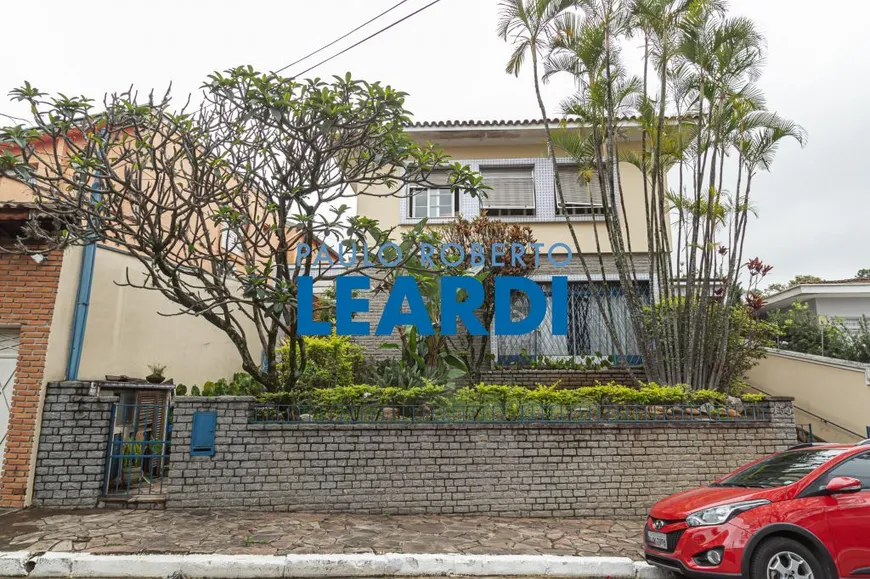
408;117;641;128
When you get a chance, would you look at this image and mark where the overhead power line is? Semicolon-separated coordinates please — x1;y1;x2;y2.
0;111;30;125
3;0;447;126
272;0;413;75
289;0;445;78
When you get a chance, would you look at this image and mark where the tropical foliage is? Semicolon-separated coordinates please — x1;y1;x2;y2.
768;302;870;363
497;0;806;390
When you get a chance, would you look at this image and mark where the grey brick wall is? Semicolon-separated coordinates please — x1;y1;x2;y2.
164;397;796;517
31;382;116;508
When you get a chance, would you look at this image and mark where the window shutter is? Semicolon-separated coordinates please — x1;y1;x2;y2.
558;167;603;206
135;391;167;438
482;167;535;209
190;411;217;456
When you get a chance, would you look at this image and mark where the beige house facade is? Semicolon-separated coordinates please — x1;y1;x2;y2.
354;119;657;365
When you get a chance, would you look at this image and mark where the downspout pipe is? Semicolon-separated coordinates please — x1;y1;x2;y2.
66;178;101;380
66;241;97;380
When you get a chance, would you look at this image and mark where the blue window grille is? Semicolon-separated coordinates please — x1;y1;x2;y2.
190;411;217;456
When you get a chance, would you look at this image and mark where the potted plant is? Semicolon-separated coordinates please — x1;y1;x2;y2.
120;442;143;485
146;363;166;384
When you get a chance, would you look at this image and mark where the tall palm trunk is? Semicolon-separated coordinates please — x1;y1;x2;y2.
528;44;635;377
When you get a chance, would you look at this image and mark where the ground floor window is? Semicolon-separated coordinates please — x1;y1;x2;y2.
494;280;648;365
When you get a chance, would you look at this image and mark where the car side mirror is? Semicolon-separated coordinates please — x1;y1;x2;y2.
824;476;863;494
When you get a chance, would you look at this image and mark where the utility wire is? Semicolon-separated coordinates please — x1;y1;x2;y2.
272;0;413;76
290;0;444;78
3;0;446;125
0;111;30;124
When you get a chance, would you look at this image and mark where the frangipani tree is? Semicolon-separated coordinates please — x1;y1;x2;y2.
0;67;486;391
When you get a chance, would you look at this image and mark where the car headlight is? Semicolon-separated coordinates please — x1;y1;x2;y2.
686;499;771;527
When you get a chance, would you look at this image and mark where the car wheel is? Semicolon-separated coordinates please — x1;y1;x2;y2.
750;537;826;579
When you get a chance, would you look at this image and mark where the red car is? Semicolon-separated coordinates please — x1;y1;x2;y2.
644;441;870;579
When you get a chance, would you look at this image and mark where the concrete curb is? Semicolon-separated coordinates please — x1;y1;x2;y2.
0;552;673;578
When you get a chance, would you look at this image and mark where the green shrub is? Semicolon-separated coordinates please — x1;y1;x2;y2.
179;372;262;398
277;333;364;391
637;383;690;405
740;393;765;403
363;358;462;389
573;384;645;405
375;384;446;406
303;383;446;421
687;389;727;405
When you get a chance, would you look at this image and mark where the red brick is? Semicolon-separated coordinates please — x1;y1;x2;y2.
0;244;64;508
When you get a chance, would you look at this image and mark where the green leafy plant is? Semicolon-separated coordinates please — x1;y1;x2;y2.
121;442;144;469
768;302;852;360
277;333;364;392
688;389;728;405
372;326;467;389
181;372;262;397
147;363;166;376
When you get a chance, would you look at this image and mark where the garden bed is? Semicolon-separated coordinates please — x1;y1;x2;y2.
249;401;765;424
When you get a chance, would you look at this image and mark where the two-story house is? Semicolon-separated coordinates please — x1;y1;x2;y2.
353;118;657;366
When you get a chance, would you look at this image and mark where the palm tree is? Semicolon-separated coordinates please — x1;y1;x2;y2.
497;0;576;218
498;0;640;374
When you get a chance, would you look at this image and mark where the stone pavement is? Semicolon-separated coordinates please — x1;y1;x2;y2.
0;509;644;560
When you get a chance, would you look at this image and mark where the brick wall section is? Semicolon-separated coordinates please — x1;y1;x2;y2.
477;367;647;387
164;397;796;517
0;246;65;507
30;382;116;507
349;290;401;362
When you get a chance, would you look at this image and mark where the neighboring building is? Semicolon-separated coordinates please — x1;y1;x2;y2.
0;132;341;506
353;118;661;365
0;134;259;507
762;278;870;332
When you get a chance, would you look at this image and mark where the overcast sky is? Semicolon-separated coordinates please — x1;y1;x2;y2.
2;0;868;285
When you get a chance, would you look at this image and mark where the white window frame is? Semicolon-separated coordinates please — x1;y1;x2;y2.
409;187;456;219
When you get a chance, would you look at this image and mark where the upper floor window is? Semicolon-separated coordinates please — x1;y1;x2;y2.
220;227;243;256
409;171;456;219
480;166;535;217
557;166;604;215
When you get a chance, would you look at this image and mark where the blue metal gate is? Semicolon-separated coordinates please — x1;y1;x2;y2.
102;402;171;496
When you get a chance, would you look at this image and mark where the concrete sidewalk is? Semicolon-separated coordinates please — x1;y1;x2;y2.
0;510;665;578
0;509;644;558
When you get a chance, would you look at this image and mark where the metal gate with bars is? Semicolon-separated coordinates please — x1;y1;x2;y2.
493;281;649;365
103;401;171;497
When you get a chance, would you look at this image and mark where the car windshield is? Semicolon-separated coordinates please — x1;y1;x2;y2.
714;448;848;488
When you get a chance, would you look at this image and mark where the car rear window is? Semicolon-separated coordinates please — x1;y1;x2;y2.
715;449;848;488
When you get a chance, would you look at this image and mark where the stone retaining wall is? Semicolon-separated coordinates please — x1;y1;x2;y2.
163;396;796;517
31;382;116;507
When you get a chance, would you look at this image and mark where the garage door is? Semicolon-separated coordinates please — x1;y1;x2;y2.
0;329;19;478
